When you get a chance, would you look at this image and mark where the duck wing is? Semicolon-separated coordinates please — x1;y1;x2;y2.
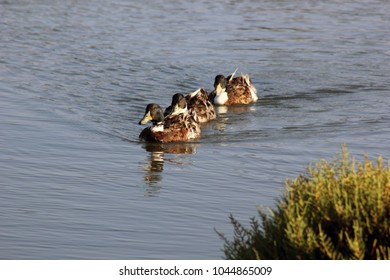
187;88;216;123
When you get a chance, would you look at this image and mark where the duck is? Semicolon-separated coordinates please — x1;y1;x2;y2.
165;89;216;123
209;68;258;106
139;96;201;143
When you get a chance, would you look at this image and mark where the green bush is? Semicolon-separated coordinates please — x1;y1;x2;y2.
218;147;390;259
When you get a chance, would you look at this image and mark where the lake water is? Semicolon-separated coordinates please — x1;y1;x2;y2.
1;0;390;259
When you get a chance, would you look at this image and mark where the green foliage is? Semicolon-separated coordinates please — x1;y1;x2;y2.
218;147;390;259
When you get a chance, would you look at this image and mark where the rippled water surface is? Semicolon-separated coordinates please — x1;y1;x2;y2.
1;0;390;259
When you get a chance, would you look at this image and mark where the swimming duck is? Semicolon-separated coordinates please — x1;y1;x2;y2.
165;89;216;123
165;93;200;130
210;69;258;106
139;97;201;143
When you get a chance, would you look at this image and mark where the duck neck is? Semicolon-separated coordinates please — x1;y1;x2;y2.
214;86;228;105
151;121;164;132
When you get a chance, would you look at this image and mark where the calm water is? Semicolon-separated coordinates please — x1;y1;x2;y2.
1;0;390;259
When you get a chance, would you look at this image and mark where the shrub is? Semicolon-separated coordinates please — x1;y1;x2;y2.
218;147;390;259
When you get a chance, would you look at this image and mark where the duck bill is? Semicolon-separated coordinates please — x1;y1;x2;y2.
139;111;152;125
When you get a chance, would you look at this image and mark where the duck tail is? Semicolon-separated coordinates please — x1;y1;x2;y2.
228;67;239;82
243;73;251;86
188;88;202;98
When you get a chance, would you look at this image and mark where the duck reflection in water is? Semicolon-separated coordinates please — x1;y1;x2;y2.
141;141;197;197
202;104;257;132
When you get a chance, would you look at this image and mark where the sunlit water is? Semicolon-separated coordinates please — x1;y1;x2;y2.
1;0;390;259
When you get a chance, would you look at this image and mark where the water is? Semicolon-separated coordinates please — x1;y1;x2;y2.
1;0;390;259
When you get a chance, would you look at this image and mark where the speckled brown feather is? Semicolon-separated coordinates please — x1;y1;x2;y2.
140;112;200;143
224;76;253;105
186;89;216;123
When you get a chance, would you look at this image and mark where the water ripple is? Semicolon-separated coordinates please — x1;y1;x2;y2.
1;0;390;259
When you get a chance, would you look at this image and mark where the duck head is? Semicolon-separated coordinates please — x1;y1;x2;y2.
139;103;164;125
170;93;188;115
213;75;227;96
